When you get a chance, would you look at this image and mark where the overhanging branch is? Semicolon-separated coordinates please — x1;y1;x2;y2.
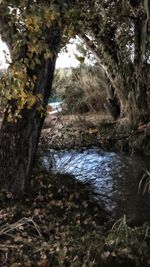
78;33;119;94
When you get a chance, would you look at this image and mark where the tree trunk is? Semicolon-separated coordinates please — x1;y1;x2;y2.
127;69;149;125
78;33;122;118
127;2;150;125
0;32;61;194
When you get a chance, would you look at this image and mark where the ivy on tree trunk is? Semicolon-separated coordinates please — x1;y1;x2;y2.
0;27;62;194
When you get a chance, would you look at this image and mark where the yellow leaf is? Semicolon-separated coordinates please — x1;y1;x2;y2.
44;51;53;60
44;9;59;23
33;75;37;82
27;93;36;109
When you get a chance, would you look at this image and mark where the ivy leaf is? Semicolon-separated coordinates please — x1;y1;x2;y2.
44;51;53;60
27;93;36;109
35;58;41;65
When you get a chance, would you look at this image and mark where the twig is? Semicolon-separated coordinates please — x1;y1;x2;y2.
0;217;43;239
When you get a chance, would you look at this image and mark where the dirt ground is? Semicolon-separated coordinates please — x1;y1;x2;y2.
44;111;110;129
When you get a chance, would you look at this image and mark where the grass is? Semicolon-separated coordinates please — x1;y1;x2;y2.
138;169;150;194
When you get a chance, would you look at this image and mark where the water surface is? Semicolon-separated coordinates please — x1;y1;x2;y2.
41;148;150;224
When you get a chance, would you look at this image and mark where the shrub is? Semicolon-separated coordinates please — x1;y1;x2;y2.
52;65;107;114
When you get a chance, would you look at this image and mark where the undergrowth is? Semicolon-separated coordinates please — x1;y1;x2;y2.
52;65;107;114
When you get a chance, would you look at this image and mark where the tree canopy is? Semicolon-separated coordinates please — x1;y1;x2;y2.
0;0;71;120
75;0;150;123
0;0;149;122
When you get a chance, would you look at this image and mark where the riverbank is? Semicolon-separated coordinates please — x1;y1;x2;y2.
0;168;150;266
41;113;150;155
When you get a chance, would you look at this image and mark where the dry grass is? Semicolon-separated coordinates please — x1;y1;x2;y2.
52;65;107;113
0;217;42;238
44;112;109;130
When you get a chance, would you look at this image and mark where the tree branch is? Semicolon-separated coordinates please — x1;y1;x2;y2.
78;33;119;96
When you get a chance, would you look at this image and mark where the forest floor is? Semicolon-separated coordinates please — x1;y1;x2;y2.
0;168;150;266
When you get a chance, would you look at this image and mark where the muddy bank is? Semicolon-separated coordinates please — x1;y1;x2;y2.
41;114;150;155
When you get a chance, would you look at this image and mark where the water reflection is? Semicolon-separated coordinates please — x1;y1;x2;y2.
42;148;150;224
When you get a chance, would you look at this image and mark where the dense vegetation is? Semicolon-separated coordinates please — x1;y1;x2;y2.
0;0;149;193
0;1;150;265
52;65;107;113
75;0;150;123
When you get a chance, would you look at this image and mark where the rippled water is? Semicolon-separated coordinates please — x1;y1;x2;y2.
41;148;150;224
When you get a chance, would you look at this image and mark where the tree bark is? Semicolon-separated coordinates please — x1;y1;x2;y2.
127;1;150;125
0;29;61;194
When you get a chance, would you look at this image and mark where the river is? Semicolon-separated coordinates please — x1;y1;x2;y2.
40;148;150;225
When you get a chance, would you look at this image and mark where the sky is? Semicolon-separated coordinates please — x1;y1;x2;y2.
0;38;81;70
56;40;81;69
0;39;10;69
